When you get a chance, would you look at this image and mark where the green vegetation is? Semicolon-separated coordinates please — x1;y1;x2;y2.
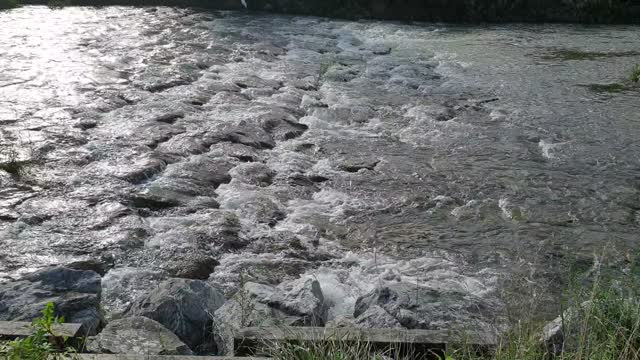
0;302;77;360
631;64;640;83
265;335;416;360
0;0;18;10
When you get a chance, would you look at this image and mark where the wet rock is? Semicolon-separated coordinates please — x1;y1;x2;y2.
128;278;225;351
73;120;98;130
146;211;242;253
273;277;328;325
88;316;193;355
66;258;111;276
354;305;402;328
209;142;263;163
101;268;166;320
135;122;186;149
354;282;495;331
261;117;308;141
211;121;276;149
226;191;286;226
541;301;592;355
241;87;276;99
152;111;185;124
113;155;167;184
233;75;282;90
134;155;235;208
229;162;275;187
212;277;327;355
337;157;379;173
326;314;357;328
155;133;212;156
371;44;392;55
161;253;219;280
0;267;103;335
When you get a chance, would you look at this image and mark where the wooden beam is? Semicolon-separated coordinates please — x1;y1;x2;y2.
236;326;496;345
234;326;496;357
0;321;82;338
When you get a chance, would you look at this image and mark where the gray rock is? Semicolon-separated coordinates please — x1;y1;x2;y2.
101;268;166;321
337;157;379;173
354;282;495;331
354;305;402;329
229;162;275;187
210;121;275;150
542;301;592;355
73;120;98;130
325;314;357;328
133;155;235;209
212;277;327;355
233;75;282;90
0;266;103;335
87;316;193;355
128;278;225;351
160;253;219;280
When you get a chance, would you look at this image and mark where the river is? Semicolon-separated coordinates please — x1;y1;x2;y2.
1;6;639;322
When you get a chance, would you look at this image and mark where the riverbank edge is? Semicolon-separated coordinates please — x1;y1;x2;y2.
11;0;640;23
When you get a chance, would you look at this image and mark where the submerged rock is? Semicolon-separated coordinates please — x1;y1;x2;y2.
128;278;225;352
87;316;193;355
0;267;103;335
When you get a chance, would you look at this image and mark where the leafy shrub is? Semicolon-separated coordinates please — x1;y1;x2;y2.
0;302;77;360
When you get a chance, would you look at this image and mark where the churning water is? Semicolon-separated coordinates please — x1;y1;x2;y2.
1;6;639;320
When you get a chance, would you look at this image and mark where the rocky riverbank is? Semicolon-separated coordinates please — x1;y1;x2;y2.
17;0;640;23
0;266;499;355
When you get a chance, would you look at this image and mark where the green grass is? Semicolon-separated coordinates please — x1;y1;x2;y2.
631;64;640;83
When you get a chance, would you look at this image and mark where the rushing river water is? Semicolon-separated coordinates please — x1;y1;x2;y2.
1;6;639;322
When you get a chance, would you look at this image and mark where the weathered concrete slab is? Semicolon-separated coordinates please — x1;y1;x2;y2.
0;321;82;337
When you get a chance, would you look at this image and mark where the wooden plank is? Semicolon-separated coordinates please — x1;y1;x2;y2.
75;356;270;360
236;326;496;346
0;321;82;337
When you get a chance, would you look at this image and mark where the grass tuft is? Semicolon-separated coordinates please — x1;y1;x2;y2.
631;64;640;83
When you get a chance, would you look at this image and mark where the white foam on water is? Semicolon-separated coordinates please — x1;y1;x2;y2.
302;251;499;320
538;139;561;159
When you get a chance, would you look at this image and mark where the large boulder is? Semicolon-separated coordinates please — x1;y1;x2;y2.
87;316;192;355
0;267;103;335
212;277;327;354
127;278;225;352
353;282;496;331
